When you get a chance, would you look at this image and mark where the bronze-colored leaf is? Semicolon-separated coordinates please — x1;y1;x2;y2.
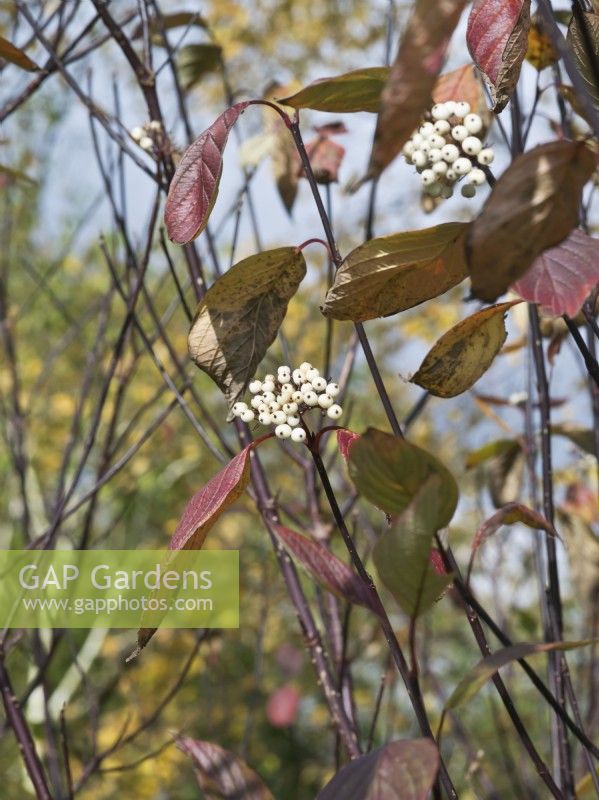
188;248;306;407
0;36;39;71
411;302;520;398
322;223;468;322
567;10;599;109
467;141;595;302
368;0;470;177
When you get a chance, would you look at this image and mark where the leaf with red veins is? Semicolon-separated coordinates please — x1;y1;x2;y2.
467;0;531;111
512;229;599;317
165;102;249;244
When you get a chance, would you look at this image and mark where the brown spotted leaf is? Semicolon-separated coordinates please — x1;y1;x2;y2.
317;739;440;800
272;524;383;616
369;0;470;177
467;0;531;111
512;229;599;317
411;302;520;398
188;248;306;408
322;223;468;322
165;102;249;243
467;141;595;302
177;737;274;800
0;36;39;71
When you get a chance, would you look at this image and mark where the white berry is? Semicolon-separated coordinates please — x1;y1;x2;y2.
240;409;255;423
454;101;471;118
283;402;298;414
441;143;459;162
461;184;476;198
258;412;272;425
269;401;280;412
306;368;320;383
327;404;343;420
326;383;339;397
428;148;442;163
272;410;287;424
275;424;292;439
262;381;275;393
462;136;482;156
434;119;451;135
445;168;457;182
251;396;264;409
403;141;415;158
292;369;303;385
262;391;275;403
139;135;154;151
444;100;457;116
291;428;307;443
286;415;300;427
433;160;448;176
477;148;494;165
292;391;303;403
453;157;473;176
451;125;468;142
301;382;313;394
312;377;327;391
420;122;435;137
412;133;424;147
469;168;486;186
464;113;483;134
412;151;427;168
303;391;318;406
249;380;262;393
428;134;445;149
131;126;145;141
299;362;312;373
318;394;334;409
431;103;450;120
421;169;436;186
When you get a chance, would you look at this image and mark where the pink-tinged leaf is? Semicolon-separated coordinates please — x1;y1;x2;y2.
337;428;361;462
265;685;300;728
317;739;440;800
467;0;531;111
165;102;249;244
429;549;448;576
177;736;274;800
369;0;470;177
299;136;345;184
512;229;599;317
467;502;558;582
273;524;383;617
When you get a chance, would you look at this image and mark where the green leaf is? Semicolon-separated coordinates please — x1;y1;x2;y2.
0;36;39;71
568;11;599;108
467;141;596;302
317;739;440;800
348;428;458;529
278;67;389;113
132;11;208;40
177;43;222;89
373;477;454;618
446;639;598;710
188;247;306;408
322;223;468;322
465;439;521;469
411;302;520;398
552;424;597;455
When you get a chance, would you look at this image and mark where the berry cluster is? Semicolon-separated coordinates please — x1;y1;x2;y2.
131;121;163;152
231;363;343;442
402;100;494;199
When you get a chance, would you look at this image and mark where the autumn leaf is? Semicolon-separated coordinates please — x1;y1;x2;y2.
263;82;300;214
322;223;468;322
567;10;599;109
188;248;306;408
317;739;440;800
446;640;598;710
373;477;454;618
433;63;490;124
512;229;599;317
467;502;558;582
299;136;345;184
411;302;520;398
177;43;223;89
466;0;531;111
272;524;383;617
526;13;558;71
0;36;39;72
369;0;470;177
177;736;274;800
337;428;360;462
348;428;458;529
165;102;249;244
467;141;595;302
278;67;389;112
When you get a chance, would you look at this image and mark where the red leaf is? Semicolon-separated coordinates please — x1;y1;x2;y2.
165;102;249;244
336;428;360;462
272;524;383;616
170;437;268;551
467;0;531;110
512;229;599;317
317;739;440;800
299;137;345;184
177;736;274;800
265;686;300;728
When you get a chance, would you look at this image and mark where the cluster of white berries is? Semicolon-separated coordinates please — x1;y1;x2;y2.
231;363;343;442
131;120;163;152
402;100;495;199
